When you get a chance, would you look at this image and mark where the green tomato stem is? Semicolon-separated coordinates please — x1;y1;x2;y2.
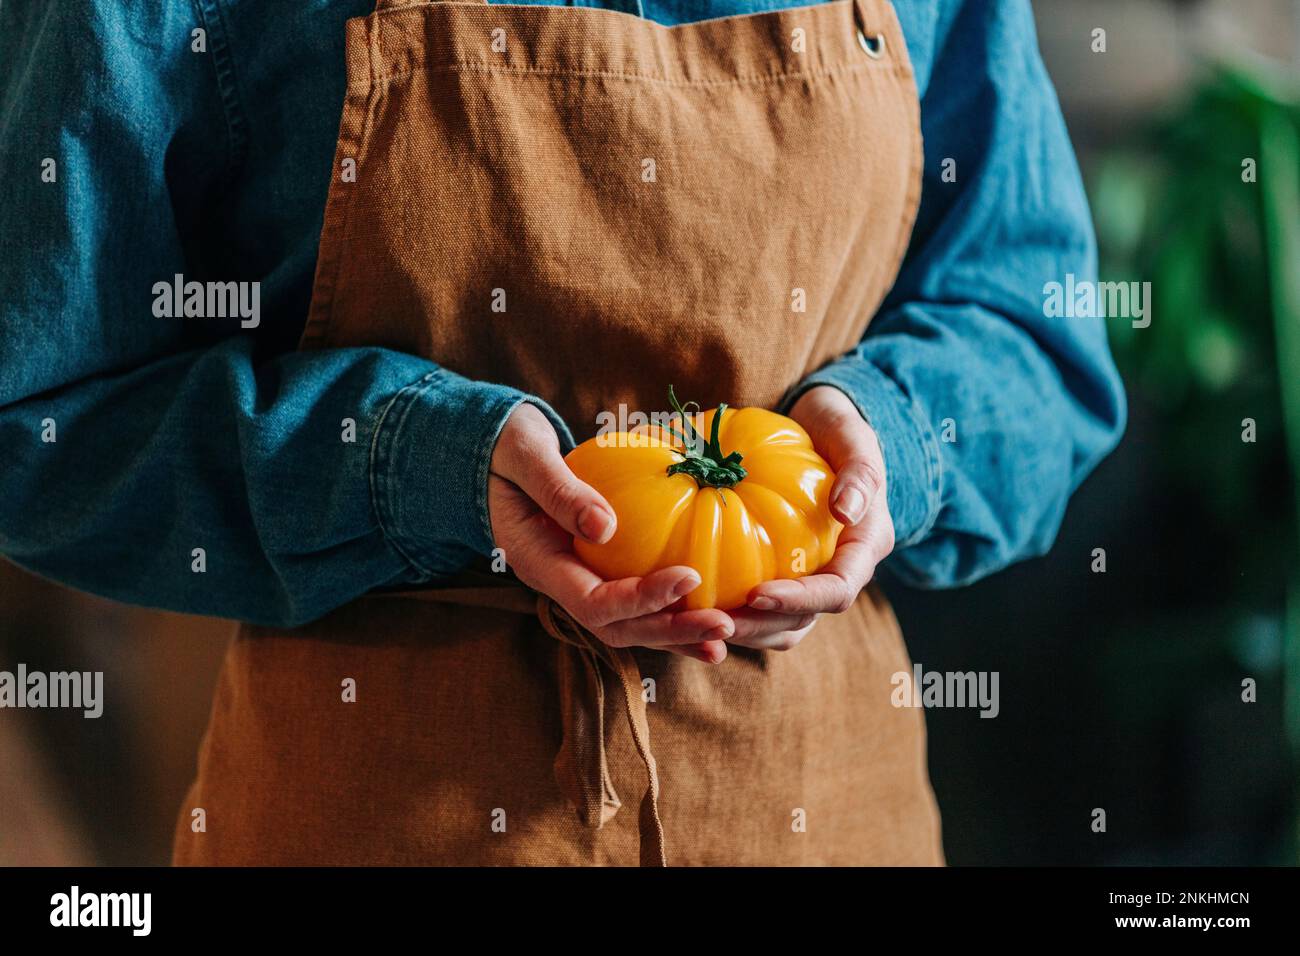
663;385;748;489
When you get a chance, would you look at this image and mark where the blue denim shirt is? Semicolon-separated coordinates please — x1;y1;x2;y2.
0;0;1124;626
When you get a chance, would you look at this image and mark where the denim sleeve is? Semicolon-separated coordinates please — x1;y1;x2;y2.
0;1;569;627
784;0;1126;587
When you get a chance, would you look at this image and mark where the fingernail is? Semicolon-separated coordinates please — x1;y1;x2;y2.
749;596;779;611
706;625;732;641
577;504;614;543
673;573;701;598
836;487;865;524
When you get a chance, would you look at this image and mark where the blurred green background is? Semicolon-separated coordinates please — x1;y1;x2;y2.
1;0;1297;865
891;0;1300;864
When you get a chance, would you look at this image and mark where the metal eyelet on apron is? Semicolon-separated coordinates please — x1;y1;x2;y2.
857;29;885;59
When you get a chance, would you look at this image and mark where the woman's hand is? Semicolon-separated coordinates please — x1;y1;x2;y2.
488;403;733;663
729;385;897;651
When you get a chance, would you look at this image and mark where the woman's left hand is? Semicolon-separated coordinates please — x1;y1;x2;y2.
727;385;896;651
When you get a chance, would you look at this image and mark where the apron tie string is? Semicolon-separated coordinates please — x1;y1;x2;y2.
535;595;668;868
372;581;667;866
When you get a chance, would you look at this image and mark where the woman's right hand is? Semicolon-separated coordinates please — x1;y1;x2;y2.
488;403;733;663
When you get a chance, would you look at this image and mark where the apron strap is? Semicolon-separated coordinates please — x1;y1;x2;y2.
536;595;668;868
373;582;669;867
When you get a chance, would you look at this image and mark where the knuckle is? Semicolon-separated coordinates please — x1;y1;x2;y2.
853;459;885;496
571;600;607;632
880;521;896;553
829;591;855;614
591;621;623;645
542;478;584;519
638;577;672;608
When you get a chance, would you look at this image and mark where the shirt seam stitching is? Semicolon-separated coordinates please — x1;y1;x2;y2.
370;371;443;579
191;0;249;180
192;0;250;180
360;59;907;91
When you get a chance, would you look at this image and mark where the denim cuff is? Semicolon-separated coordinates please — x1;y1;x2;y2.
370;368;574;575
782;362;942;548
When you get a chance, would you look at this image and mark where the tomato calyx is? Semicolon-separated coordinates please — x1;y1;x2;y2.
663;385;748;490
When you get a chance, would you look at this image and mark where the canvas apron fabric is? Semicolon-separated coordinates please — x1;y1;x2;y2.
174;0;942;866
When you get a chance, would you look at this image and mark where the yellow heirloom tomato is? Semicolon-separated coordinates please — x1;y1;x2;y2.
566;388;843;611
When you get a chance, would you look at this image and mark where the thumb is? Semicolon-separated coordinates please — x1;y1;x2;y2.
829;455;885;527
493;406;616;544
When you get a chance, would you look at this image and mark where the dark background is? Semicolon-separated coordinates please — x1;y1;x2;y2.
2;0;1297;865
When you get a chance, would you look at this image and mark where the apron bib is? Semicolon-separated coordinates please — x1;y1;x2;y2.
175;0;942;866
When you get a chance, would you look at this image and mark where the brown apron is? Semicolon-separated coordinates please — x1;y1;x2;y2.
174;0;942;866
